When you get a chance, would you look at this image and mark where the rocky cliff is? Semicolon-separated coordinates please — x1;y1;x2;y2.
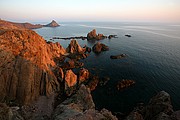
0;27;65;105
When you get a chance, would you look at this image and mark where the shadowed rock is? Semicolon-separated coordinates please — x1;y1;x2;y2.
117;79;135;90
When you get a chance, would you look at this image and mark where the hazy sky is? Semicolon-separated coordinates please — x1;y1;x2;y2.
0;0;180;22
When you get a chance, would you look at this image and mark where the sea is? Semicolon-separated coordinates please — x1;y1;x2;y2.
34;22;180;113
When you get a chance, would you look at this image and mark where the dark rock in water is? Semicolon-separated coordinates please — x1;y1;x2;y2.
125;34;131;37
110;54;127;59
117;79;135;90
108;35;118;39
53;36;87;40
44;20;60;27
87;29;106;40
92;42;109;53
83;45;92;53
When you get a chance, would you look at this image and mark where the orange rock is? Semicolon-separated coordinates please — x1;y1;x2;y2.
0;23;65;105
65;70;77;88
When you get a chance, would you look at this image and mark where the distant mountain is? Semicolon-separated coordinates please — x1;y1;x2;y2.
44;20;60;27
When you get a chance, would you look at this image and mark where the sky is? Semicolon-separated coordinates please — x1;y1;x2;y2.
0;0;180;22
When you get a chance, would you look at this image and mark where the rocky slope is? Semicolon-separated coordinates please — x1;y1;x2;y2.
0;26;65;105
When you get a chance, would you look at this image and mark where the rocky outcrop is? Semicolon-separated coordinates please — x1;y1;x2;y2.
44;20;60;27
66;39;85;54
65;70;77;88
87;29;106;40
0;28;65;105
92;42;109;53
52;84;117;120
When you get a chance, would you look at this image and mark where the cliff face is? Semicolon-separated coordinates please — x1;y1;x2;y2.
0;28;65;105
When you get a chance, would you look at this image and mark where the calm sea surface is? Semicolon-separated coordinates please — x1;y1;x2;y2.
35;22;180;113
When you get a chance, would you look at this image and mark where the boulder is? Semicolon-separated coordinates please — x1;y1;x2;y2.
87;29;106;40
66;40;85;54
79;68;90;83
65;70;77;88
92;42;109;53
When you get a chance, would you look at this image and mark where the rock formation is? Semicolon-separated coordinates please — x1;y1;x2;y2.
0;27;65;105
44;20;60;27
87;29;106;40
92;42;109;53
65;70;77;88
66;39;85;54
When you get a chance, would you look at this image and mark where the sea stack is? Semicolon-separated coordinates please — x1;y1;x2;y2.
44;20;60;27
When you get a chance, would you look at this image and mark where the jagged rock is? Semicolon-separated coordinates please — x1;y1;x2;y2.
66;40;85;54
65;70;77;88
0;28;65;105
44;20;60;27
87;29;106;40
92;42;109;53
117;79;135;90
144;91;174;120
79;68;90;83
